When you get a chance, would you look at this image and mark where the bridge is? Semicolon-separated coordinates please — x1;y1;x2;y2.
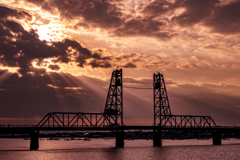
0;69;239;149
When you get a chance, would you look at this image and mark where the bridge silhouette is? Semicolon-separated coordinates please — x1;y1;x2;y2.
0;69;239;149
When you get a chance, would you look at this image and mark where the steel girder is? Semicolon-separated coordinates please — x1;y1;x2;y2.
160;115;217;128
36;112;109;128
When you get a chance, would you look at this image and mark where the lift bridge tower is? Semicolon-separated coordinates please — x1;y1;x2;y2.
153;72;218;146
104;69;123;127
104;69;124;147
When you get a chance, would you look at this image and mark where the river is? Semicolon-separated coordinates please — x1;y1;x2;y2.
0;138;240;159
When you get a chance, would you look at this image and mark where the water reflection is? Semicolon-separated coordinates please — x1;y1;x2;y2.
0;139;240;159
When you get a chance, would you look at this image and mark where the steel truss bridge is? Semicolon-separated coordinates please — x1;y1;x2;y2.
0;69;239;149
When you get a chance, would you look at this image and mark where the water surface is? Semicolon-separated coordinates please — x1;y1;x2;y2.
0;138;240;159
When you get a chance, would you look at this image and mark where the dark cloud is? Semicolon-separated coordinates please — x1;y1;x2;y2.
0;19;113;75
52;39;112;68
48;64;60;70
0;6;119;76
52;39;92;66
0;6;59;74
91;52;102;59
89;59;111;68
113;17;172;39
138;0;240;35
127;0;240;35
203;0;240;34
169;0;240;34
25;0;174;39
172;0;218;26
0;6;32;20
91;52;112;60
0;19;59;75
34;0;124;29
139;0;181;17
14;0;240;43
122;62;136;68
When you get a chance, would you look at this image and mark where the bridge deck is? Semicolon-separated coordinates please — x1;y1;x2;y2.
0;126;240;134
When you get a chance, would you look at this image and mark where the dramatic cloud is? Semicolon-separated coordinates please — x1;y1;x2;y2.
172;0;218;26
0;6;32;20
48;64;60;70
139;0;180;16
169;0;240;34
123;62;136;68
113;17;172;39
0;6;119;76
22;0;174;39
28;0;124;29
0;0;240;126
203;0;240;34
0;20;57;75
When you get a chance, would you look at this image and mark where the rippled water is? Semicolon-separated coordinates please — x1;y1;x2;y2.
0;138;240;159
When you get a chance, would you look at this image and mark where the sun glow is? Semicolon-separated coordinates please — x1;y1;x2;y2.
33;23;66;42
36;25;52;41
7;16;66;43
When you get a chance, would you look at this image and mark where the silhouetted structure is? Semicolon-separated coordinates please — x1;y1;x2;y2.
36;69;124;147
0;69;239;149
153;72;217;146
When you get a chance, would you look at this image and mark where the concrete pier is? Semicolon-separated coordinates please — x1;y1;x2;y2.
115;130;124;147
30;131;39;150
153;129;162;146
212;131;221;145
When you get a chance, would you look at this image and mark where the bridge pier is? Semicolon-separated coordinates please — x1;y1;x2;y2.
212;131;221;145
30;131;39;150
115;130;124;147
153;129;162;146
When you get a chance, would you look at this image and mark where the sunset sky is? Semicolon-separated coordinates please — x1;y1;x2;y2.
0;0;240;126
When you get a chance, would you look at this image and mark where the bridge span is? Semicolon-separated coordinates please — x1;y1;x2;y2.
1;125;240;132
0;69;239;149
